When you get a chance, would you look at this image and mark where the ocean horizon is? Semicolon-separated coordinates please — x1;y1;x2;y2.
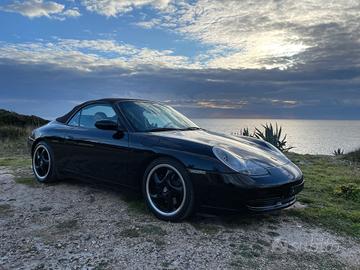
192;118;360;155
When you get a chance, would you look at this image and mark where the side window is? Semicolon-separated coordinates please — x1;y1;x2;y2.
79;104;117;129
68;111;81;127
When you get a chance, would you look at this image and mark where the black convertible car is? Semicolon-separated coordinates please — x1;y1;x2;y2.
29;98;304;221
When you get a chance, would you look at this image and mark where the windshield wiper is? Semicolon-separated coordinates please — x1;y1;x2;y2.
179;127;202;131
147;127;182;132
147;127;201;132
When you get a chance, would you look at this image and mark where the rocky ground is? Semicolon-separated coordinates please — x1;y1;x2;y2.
1;166;359;270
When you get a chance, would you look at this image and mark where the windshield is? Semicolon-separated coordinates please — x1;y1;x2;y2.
119;101;199;132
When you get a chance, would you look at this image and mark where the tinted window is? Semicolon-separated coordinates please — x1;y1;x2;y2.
79;104;117;129
68;111;81;126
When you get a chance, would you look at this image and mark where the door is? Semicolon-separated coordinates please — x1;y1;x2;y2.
61;103;130;185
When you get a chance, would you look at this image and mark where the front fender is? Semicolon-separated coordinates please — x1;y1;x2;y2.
153;147;234;174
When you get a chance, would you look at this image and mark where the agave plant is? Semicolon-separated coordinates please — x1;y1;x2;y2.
333;148;344;156
231;127;253;137
240;127;253;137
254;123;293;152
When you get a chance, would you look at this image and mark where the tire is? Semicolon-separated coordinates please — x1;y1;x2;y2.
32;141;57;183
142;157;195;221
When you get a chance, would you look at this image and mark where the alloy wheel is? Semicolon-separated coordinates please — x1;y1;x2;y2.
146;164;186;217
33;145;51;180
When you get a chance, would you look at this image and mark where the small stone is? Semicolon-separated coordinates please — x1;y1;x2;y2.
39;206;52;212
89;195;95;203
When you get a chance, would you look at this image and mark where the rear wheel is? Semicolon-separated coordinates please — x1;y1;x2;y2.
142;158;194;221
32;141;57;183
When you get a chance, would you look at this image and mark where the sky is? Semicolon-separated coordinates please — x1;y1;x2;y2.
0;0;359;120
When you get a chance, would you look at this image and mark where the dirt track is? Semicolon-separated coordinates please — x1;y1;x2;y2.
1;166;359;270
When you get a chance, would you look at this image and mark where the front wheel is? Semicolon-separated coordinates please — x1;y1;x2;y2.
32;141;57;183
142;158;195;221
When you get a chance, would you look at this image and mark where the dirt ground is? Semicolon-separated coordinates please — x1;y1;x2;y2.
1;166;359;270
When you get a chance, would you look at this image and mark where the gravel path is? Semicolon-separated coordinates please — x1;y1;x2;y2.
1;167;359;270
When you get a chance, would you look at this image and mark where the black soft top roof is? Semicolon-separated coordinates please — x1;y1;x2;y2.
55;98;150;123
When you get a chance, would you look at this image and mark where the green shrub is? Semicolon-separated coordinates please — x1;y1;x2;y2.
0;109;48;127
334;183;360;202
0;108;48;141
344;148;360;162
0;125;33;140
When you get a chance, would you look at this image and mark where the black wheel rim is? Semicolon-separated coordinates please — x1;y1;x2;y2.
33;145;50;179
146;164;186;216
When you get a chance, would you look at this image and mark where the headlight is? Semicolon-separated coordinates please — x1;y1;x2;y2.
213;146;268;176
264;142;290;163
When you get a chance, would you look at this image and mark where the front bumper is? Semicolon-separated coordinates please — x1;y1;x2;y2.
246;196;296;212
244;177;304;211
189;162;304;213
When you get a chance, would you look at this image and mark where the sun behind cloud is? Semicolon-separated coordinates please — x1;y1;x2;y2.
0;0;359;119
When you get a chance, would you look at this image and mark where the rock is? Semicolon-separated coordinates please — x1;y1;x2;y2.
89;195;95;203
39;206;52;212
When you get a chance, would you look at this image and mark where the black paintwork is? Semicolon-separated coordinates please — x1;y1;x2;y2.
29;98;304;212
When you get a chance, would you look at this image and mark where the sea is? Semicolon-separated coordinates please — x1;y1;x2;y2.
192;119;360;155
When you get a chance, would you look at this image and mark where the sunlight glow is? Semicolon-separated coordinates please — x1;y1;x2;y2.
208;31;310;69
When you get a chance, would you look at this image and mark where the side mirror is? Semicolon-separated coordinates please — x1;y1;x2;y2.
95;120;118;131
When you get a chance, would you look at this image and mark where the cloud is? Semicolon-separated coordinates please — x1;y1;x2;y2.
0;0;81;19
0;38;199;71
0;1;359;119
134;18;161;29
2;1;359;70
130;0;360;70
165;98;302;111
271;99;299;107
0;58;359;119
81;0;172;17
60;7;81;18
165;99;248;109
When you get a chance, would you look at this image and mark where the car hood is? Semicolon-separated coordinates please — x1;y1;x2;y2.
151;129;291;168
